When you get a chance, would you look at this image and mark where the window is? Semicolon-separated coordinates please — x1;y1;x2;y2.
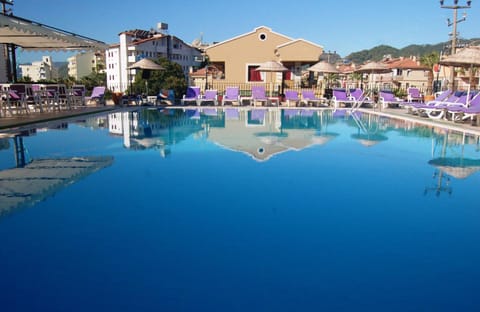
248;65;263;82
258;33;267;41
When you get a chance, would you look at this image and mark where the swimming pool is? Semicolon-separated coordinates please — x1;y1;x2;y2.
1;107;480;311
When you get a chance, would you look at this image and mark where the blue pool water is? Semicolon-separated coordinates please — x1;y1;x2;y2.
1;107;480;311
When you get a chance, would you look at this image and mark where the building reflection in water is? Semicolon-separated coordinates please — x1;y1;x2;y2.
108;108;480;172
425;129;480;196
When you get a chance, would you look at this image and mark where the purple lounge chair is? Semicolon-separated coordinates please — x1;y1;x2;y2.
222;87;240;106
284;90;300;107
405;89;452;114
181;86;201;105
301;90;324;107
407;87;423;102
85;86;106;106
45;84;70;109
349;88;374;107
70;85;86;107
379;90;408;109
251;86;268;106
445;92;480;122
332;89;356;108
8;84;35;114
425;91;470;120
198;89;218;106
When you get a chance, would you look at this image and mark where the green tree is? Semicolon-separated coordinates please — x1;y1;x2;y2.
324;73;339;88
132;57;187;99
18;75;32;83
349;72;363;88
420;51;440;95
79;72;106;90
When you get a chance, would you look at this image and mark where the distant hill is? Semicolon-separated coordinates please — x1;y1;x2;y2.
345;38;480;64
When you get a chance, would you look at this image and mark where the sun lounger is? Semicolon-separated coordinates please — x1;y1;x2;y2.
85;86;106;106
221;87;240;106
198;89;218;106
379;90;408;109
181;86;201;105
45;84;70;110
284;90;300;107
251;86;268;107
300;90;326;107
349;88;374;108
407;87;423;102
444;92;480;122
332;89;356;108
425;91;470;120
70;85;86;107
404;89;452;114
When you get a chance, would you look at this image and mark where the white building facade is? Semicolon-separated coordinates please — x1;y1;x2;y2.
106;26;202;93
68;51;105;80
19;56;53;81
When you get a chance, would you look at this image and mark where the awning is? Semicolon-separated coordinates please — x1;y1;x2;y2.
0;13;108;51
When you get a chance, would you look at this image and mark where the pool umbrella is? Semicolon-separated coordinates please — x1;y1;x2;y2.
351;133;388;147
307;61;339;74
439;46;480;99
256;61;288;96
311;132;339;145
307;61;339;91
128;58;164;96
354;61;391;91
428;157;480;179
128;58;165;71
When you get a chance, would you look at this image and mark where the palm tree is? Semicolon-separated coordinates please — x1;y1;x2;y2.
324;73;339;88
420;52;440;95
349;72;363;88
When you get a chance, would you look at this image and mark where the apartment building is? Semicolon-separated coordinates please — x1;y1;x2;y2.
67;51;105;80
19;56;53;81
105;23;202;93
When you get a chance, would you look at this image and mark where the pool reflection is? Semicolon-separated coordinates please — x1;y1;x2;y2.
106;107;479;167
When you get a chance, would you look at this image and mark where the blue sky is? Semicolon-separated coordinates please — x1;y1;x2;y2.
12;0;480;63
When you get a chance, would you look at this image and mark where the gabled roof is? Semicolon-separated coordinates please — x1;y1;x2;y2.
205;26;293;50
276;38;323;50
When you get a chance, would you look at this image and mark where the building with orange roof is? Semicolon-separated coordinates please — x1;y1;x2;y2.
385;56;430;91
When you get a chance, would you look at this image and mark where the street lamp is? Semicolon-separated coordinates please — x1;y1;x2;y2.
204;65;218;91
440;0;472;90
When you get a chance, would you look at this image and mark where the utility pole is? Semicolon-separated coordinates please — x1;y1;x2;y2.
440;0;472;90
